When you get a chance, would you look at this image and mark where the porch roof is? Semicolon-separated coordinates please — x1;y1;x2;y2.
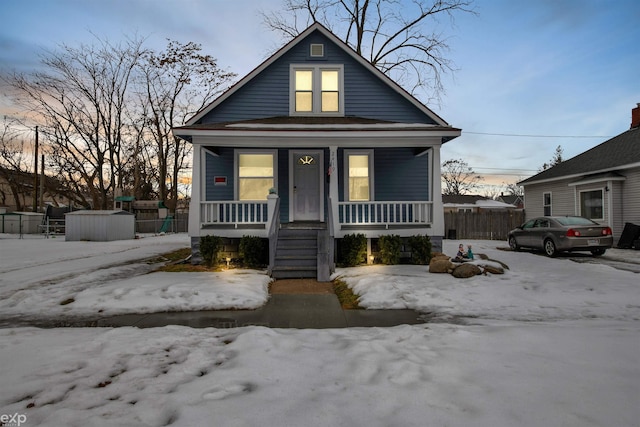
175;116;460;136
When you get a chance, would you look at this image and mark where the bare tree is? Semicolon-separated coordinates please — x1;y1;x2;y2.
441;158;482;195
503;180;524;197
3;34;235;211
6;36;145;209
0;117;30;210
135;40;236;210
263;0;474;103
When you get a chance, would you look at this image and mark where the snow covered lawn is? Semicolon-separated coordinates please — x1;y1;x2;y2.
0;233;270;321
1;233;639;426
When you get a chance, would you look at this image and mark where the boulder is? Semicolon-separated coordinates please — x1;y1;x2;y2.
430;253;451;262
429;258;455;274
481;264;505;275
452;263;482;278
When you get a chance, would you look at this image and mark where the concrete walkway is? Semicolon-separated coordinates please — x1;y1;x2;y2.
96;279;426;329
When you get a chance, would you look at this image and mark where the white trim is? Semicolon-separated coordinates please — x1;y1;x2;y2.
289;150;325;222
520;162;640;186
430;146;444;236
186;131;453;148
606;180;613;229
289;64;345;116
225;122;439;129
543;191;552;216
310;43;324;57
344;149;374;202
568;175;626;186
185;23;450;127
234;149;278;201
188;146;203;236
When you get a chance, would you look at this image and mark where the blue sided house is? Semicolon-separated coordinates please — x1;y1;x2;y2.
174;23;461;280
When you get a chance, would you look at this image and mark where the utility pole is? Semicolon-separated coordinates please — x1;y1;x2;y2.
32;126;38;212
39;154;45;213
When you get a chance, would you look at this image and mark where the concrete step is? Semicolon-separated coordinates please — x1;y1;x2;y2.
271;266;318;279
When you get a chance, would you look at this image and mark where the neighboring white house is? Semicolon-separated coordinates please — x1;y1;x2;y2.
442;195;517;213
518;104;640;242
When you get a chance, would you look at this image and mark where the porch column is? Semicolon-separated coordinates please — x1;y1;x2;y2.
328;145;339;235
188;145;202;236
431;145;445;236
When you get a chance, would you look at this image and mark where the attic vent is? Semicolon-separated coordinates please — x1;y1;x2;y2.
310;43;324;57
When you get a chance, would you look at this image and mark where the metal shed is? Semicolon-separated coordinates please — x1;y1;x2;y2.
0;212;45;234
65;210;135;242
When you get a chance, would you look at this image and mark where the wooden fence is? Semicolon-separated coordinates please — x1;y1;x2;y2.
444;210;525;241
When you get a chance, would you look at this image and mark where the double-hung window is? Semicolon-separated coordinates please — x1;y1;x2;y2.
543;192;552;216
236;151;276;200
291;65;344;115
345;150;373;201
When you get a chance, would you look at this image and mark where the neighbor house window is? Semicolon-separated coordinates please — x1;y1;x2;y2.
543;192;552;216
580;189;603;220
291;64;344;115
237;152;275;200
345;151;373;201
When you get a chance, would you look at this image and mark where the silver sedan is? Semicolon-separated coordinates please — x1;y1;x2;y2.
508;216;613;257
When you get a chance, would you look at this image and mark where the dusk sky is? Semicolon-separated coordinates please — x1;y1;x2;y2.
2;0;639;191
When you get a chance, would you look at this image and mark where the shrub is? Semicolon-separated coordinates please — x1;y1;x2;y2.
200;235;223;267
378;235;401;264
339;233;367;267
239;235;267;268
409;234;432;265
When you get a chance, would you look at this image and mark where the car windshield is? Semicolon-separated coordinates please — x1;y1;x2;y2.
555;217;597;226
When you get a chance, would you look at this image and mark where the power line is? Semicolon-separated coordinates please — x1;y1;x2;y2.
471;166;537;172
463;131;613;139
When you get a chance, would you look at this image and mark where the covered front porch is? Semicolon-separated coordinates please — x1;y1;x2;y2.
191;143;444;238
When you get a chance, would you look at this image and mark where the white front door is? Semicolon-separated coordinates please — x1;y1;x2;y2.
292;151;322;221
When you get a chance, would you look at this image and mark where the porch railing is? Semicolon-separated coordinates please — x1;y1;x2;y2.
201;201;269;226
338;201;432;227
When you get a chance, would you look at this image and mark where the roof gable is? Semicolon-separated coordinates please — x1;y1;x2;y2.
186;23;449;127
519;127;640;185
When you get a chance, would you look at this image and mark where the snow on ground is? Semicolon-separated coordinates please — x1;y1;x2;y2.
1;233;639;427
0;233;270;321
333;240;640;322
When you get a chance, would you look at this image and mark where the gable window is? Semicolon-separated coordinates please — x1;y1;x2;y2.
236;151;276;200
543;192;552;216
580;189;603;220
345;150;374;201
291;64;344;116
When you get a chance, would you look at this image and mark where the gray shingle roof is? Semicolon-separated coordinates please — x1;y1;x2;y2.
519;127;640;185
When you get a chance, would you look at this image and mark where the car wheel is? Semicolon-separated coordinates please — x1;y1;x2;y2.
591;248;606;256
508;236;520;251
543;239;557;257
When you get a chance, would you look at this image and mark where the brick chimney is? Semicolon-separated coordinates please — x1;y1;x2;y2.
632;103;640;129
